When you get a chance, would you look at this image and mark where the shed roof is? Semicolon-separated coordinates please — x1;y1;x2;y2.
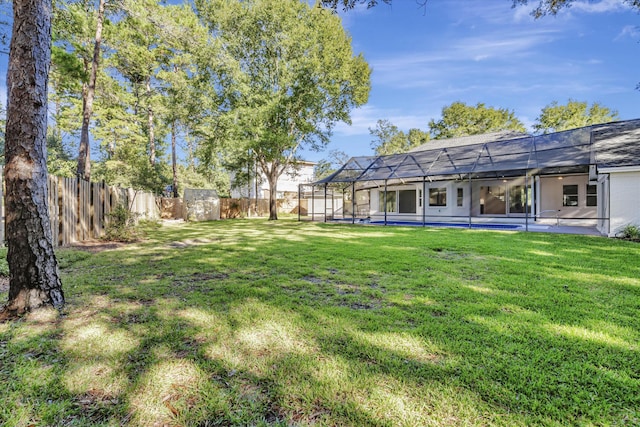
314;119;640;186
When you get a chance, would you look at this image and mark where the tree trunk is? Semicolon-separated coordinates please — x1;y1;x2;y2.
77;0;105;181
147;78;156;166
267;170;278;220
1;0;64;321
171;120;178;198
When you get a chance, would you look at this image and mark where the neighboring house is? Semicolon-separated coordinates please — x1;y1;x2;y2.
231;161;316;201
309;119;640;237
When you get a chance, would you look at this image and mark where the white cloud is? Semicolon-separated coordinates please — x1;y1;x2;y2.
333;105;430;136
616;24;640;40
570;0;630;14
369;27;560;90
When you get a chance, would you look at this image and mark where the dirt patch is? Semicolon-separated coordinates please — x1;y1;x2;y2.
69;240;128;253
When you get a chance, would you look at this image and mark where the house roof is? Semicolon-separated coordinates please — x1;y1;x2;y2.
314;119;640;186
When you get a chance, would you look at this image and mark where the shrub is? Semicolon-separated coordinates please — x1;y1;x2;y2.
103;204;142;242
618;223;640;241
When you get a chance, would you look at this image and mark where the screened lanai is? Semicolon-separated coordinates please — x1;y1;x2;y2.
299;119;640;235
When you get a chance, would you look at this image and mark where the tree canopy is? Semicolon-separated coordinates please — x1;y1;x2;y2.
196;0;371;219
533;100;618;134
512;0;640;18
428;102;526;140
369;119;429;155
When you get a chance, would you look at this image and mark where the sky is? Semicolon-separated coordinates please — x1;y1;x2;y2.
0;0;638;167
302;0;640;163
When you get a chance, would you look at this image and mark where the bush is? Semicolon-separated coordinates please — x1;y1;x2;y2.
617;223;640;241
103;204;142;242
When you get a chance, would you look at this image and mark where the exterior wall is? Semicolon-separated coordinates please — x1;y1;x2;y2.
607;170;640;236
539;174;597;220
370;183;422;222
303;191;345;218
231;162;316;199
367;174;599;225
370;181;471;223
470;177;530;217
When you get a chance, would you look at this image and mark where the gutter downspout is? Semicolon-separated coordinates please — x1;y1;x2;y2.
525;171;529;232
384;180;388;226
351;182;356;224
324;183;328;223
422;177;426;227
468;175;472;228
298;184;301;222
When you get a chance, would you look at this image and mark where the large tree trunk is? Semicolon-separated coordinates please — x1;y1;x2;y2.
267;170;278;220
1;0;64;321
77;0;105;181
171;120;179;198
147;78;156;166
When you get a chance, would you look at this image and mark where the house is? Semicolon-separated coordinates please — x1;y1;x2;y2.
231;160;316;206
307;119;640;237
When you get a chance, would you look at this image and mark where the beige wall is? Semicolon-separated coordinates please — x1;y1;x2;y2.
539;175;596;219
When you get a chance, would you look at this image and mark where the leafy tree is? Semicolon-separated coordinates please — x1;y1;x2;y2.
534;100;618;134
1;0;64;320
110;0;170;168
197;0;371;220
512;0;640;18
46;131;76;177
369;119;429;155
77;0;105;180
314;149;350;179
51;0;114;181
428;101;526;139
155;3;212;198
319;0;391;9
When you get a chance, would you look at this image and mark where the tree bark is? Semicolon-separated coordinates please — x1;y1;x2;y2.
77;0;105;181
147;78;156;166
1;0;64;321
171;120;179;198
267;169;278;220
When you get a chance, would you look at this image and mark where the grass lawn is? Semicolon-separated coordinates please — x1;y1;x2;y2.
0;219;639;426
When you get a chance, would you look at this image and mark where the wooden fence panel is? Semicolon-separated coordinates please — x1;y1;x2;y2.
0;169;160;247
48;175;59;247
60;177;78;246
92;182;104;238
78;179;91;241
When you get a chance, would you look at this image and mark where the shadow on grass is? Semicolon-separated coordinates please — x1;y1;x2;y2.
1;220;639;426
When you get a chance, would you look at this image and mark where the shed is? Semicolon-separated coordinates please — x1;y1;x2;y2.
183;188;220;221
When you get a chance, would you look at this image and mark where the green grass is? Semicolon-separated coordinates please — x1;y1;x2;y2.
1;219;639;426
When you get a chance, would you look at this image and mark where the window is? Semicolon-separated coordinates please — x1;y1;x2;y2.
429;188;447;207
586;184;597;207
379;190;396;212
399;190;417;213
563;185;578;207
457;188;464;207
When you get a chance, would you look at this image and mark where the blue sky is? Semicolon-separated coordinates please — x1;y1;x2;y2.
304;0;640;162
0;0;637;167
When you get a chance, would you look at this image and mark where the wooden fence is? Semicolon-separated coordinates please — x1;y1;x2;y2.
1;170;158;247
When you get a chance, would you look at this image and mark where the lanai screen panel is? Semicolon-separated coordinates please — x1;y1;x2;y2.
312;120;640;187
387;154;428;179
423;144;484;178
316;156;375;183
472;137;534;177
533;127;592;169
358;155;407;181
592;119;640;168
